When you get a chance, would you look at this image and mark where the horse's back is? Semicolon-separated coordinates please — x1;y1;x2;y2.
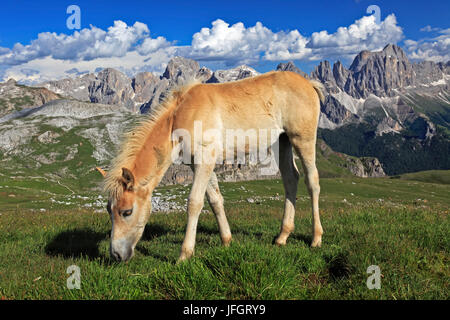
174;71;321;137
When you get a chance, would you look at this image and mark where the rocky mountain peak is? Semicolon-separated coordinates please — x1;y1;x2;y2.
349;50;373;72
132;72;159;104
6;78;17;85
96;67;128;79
382;43;406;57
162;56;200;84
332;61;350;88
311;61;336;90
88;68;135;110
276;62;308;78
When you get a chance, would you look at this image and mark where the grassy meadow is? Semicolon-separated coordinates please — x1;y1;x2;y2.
0;170;449;300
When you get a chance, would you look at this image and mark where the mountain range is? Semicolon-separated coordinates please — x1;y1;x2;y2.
0;44;448;189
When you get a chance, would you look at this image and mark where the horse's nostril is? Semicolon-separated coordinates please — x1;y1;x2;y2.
111;250;122;261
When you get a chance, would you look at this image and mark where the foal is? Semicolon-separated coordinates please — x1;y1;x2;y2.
98;71;324;262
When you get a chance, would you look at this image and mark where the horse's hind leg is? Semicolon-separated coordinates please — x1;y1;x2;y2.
206;172;232;246
274;133;300;246
290;135;323;247
179;163;215;262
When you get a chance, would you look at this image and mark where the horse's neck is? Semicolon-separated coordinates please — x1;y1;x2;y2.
135;113;174;192
146;149;173;191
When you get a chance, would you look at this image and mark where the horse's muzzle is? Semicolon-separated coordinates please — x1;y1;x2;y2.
110;238;133;262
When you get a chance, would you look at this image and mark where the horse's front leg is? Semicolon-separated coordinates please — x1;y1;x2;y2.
178;163;215;262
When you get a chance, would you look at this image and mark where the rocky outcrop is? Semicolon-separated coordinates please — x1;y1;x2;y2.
138;78;170;113
160;158;280;186
162;56;205;84
311;61;338;93
318;140;385;177
131;72;159;105
0;78;61;117
321;95;357;125
88;68;136;111
40;73;96;101
344;156;386;178
412;61;449;85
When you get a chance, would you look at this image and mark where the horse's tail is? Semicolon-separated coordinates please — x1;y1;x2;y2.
309;79;325;104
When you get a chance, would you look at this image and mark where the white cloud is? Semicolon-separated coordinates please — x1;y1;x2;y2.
404;33;450;62
178;19;278;65
0;20;169;66
420;25;442;33
178;19;312;64
178;15;404;65
306;14;404;60
137;36;173;55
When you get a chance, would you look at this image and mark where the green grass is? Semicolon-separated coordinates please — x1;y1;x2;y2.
0;176;449;300
394;170;450;185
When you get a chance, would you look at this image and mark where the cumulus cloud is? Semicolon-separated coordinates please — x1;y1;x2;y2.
0;20;170;66
177;14;404;65
404;33;450;62
177;19;311;64
137;36;173;55
177;20;277;65
0;20;175;82
306;14;404;60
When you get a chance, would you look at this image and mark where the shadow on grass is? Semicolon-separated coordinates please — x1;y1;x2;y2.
136;223;176;262
325;252;354;280
135;245;176;263
199;224;314;246
290;233;312;246
141;223;170;241
45;229;107;260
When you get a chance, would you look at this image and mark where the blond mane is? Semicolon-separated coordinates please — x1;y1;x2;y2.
103;81;198;198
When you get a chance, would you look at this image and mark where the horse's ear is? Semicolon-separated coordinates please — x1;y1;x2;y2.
95;167;107;178
121;168;135;191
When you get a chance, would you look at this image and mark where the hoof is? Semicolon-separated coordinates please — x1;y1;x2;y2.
177;249;194;263
311;238;322;248
177;255;190;264
272;236;286;246
222;235;232;247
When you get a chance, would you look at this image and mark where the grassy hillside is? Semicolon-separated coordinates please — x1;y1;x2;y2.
393;170;450;185
0;176;448;299
404;91;450;136
319;124;450;175
318;90;450;176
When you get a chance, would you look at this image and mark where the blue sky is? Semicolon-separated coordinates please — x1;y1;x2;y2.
0;0;448;82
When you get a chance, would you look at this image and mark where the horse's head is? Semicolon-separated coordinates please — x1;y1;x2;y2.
96;167;151;262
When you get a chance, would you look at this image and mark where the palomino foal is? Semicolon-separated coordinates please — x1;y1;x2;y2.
98;71;324;262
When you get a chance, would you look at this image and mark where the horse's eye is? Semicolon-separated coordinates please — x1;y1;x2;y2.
119;208;133;217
